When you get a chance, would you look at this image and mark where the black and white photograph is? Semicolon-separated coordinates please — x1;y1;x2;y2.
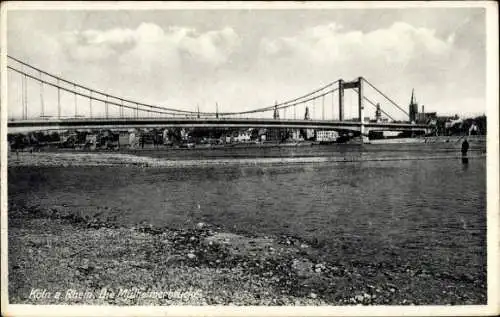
1;1;498;316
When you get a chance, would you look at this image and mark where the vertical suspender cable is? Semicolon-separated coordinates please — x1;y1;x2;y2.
24;74;28;119
322;95;325;120
89;90;93;118
74;84;78;118
312;99;315;120
73;84;78;118
40;71;45;118
332;88;335;120
57;78;61;119
105;95;109;119
21;73;25;119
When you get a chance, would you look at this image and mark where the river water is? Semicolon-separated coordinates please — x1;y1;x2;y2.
8;142;487;279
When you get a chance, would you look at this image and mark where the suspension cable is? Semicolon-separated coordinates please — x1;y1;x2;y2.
362;78;409;117
8;55;340;117
206;81;340;115
7;56;202;115
7;66;192;117
352;88;396;121
9;54;409;122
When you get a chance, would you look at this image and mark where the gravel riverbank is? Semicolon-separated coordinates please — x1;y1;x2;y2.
8;203;486;305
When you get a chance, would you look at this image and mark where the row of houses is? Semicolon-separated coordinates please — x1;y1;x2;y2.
9;127;342;150
86;128;340;146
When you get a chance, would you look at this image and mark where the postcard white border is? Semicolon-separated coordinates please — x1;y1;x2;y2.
1;1;498;316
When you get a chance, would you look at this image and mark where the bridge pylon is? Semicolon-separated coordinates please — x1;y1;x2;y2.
358;76;365;141
338;76;366;142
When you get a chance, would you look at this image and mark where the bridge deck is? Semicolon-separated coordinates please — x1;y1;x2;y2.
8;117;429;132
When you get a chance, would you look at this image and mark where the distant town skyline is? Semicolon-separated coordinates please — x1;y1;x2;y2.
6;3;489;120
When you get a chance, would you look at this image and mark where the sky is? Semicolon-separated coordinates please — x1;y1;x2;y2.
5;4;489;120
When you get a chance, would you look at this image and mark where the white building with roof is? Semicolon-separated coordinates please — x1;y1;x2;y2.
316;130;338;142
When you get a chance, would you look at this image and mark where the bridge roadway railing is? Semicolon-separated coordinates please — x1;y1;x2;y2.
7;117;429;132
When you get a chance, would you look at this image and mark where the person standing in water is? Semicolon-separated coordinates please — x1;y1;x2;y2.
461;138;470;156
461;138;470;164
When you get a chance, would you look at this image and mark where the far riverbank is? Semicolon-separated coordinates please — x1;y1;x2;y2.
6;135;486;153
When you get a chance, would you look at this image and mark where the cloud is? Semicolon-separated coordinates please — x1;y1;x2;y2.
59;23;241;67
260;22;454;67
180;27;240;65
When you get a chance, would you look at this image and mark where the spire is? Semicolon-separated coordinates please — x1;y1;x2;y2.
304;106;310;120
410;88;416;105
216;102;219;119
409;89;418;123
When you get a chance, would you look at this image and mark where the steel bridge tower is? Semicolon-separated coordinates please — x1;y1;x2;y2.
338;77;365;140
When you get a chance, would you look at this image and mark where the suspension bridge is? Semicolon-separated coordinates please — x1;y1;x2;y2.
6;56;429;136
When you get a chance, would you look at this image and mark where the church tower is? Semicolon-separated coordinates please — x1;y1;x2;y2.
409;89;418;123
